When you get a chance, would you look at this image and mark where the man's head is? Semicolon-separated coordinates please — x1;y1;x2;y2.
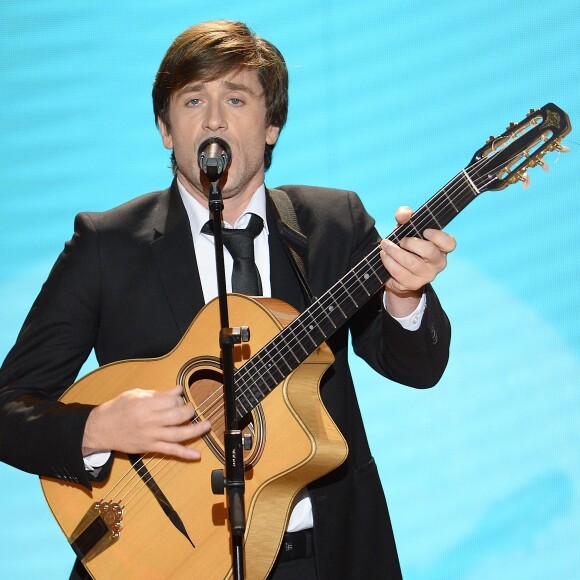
153;20;288;172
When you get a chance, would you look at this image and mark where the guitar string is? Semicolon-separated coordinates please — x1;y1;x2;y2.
103;140;551;515
180;136;549;424
166;121;565;435
179;151;506;430
119;128;568;513
124;130;561;483
116;456;167;508
112;143;542;507
110;153;504;503
76;124;568;548
190;151;499;425
218;144;548;422
158;144;532;432
95;144;543;510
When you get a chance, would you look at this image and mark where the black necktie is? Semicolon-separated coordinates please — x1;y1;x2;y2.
202;213;264;295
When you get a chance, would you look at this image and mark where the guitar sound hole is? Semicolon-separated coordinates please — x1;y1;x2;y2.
181;359;266;469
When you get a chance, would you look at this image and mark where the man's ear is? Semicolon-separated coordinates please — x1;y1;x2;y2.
158;115;173;150
266;125;280;146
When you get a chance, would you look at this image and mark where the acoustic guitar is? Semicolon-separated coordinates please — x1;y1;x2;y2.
40;103;571;579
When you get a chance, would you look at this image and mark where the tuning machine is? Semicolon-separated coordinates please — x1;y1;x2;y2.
554;142;571;153
518;172;531;189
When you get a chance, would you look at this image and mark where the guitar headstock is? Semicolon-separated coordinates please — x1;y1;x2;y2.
469;103;571;191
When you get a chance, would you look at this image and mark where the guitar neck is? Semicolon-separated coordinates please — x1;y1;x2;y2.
234;170;480;419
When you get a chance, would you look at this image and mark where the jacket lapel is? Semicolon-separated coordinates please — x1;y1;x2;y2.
150;180;205;337
266;196;307;313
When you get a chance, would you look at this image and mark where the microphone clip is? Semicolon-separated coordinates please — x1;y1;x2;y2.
198;137;232;183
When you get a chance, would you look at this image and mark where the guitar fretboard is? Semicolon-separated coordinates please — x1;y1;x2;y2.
233;169;482;419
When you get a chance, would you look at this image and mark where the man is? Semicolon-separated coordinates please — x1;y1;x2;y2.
0;20;455;579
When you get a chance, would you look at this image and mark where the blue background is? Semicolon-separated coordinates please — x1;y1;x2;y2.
1;1;579;578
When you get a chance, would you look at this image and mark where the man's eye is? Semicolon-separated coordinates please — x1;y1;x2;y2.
229;98;243;106
188;98;201;106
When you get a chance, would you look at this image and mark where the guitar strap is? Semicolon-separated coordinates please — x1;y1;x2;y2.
267;187;315;307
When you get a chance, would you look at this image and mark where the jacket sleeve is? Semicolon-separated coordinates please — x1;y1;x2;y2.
0;213;103;487
344;190;451;388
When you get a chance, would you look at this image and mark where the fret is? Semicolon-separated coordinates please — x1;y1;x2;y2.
262;358;284;385
423;203;442;229
408;220;423;238
238;387;254;410
363;252;385;285
250;375;267;398
261;346;291;381
358;270;372;295
276;343;300;370
339;280;358;307
305;305;335;341
348;283;367;308
283;340;304;364
261;361;279;385
317;301;338;330
441;185;460;213
326;294;347;320
241;385;260;410
237;387;254;417
300;310;325;346
287;325;310;356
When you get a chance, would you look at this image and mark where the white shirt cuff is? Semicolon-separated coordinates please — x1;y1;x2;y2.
83;450;111;472
385;291;427;331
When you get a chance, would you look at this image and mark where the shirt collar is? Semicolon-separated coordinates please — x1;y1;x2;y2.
176;177;269;241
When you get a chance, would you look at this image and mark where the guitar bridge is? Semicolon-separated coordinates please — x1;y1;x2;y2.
69;501;123;562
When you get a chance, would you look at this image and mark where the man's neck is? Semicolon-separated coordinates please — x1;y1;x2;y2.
176;174;265;225
176;172;264;224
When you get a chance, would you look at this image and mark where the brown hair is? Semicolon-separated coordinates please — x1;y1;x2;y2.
152;20;288;171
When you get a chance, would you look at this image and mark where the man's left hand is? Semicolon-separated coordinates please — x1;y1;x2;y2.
380;206;456;316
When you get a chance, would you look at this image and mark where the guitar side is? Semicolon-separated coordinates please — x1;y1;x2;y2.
40;295;348;579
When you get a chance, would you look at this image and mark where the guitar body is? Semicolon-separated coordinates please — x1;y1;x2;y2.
40;295;348;579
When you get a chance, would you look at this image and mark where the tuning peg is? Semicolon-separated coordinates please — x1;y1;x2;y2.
555;143;571;153
519;172;531;189
506;122;517;130
486;135;496;144
527;108;539;117
538;159;550;172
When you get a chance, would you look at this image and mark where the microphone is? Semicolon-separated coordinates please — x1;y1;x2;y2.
198;137;232;182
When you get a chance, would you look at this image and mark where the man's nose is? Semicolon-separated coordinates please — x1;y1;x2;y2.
202;101;227;131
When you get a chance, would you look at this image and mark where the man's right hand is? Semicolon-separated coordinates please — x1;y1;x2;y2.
82;385;211;460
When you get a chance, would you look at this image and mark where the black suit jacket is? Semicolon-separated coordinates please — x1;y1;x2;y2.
0;181;450;579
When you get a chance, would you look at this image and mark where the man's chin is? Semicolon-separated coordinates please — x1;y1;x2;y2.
198;167;230;192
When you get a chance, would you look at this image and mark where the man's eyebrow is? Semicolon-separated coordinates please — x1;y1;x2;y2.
222;80;258;94
176;83;204;96
176;81;260;96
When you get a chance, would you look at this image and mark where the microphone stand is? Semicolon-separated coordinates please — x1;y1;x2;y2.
206;175;248;580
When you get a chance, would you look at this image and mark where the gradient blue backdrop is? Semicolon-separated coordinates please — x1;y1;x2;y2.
1;1;579;578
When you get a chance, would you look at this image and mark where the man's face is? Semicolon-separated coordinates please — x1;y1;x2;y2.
158;68;280;204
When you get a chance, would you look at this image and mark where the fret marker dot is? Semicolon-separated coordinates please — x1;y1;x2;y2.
328;305;334;312
364;273;369;280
